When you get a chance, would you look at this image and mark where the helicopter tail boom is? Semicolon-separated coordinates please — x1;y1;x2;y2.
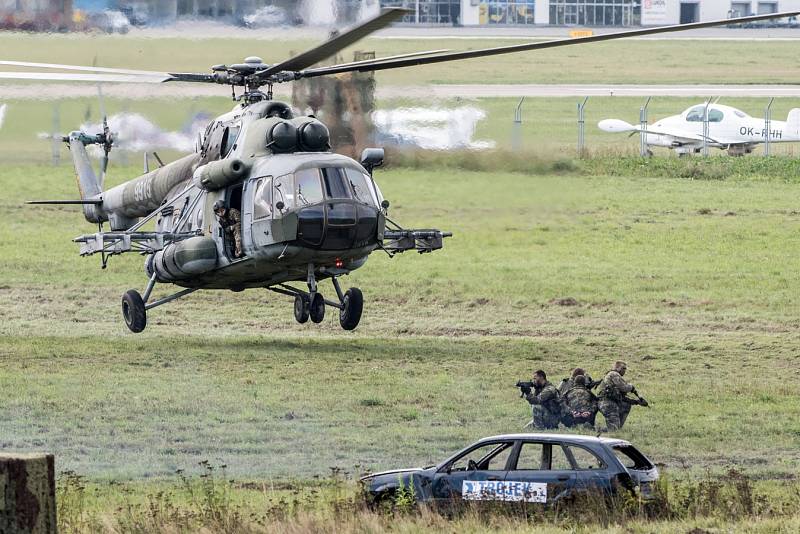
67;132;106;224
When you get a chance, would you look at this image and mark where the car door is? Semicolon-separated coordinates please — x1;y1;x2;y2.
430;440;514;505
504;441;576;505
563;443;613;496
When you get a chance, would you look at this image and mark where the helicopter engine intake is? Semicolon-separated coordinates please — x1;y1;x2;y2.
195;158;249;191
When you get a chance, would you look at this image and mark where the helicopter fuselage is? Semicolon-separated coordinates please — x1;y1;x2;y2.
150;152;385;291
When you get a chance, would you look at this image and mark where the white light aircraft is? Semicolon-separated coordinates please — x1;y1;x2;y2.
599;103;800;156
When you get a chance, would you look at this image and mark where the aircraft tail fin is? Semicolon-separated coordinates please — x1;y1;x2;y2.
66;132;106;224
787;108;800;139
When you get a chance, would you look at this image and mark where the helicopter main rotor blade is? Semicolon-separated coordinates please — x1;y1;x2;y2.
0;72;170;83
0;60;168;76
295;10;800;80
322;48;451;71
255;7;409;79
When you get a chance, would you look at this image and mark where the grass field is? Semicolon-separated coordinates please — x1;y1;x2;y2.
1;31;800;85
3;28;800;532
2;165;800;484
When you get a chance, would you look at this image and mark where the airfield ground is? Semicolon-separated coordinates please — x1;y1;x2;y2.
1;30;800;532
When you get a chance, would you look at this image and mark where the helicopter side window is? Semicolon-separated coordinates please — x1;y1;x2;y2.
254;177;273;220
321;168;352;199
296;169;324;206
273;174;294;216
344;168;376;206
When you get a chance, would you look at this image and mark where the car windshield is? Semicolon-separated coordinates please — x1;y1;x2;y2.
449;442;513;472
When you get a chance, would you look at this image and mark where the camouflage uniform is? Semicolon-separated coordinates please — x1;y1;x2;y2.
558;374;595;395
597;370;635;431
525;381;561;429
219;208;242;258
562;381;598;428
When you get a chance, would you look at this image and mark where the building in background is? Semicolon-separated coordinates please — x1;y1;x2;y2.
374;0;800;26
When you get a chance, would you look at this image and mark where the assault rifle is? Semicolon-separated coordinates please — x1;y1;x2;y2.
515;380;536;398
623;392;650;407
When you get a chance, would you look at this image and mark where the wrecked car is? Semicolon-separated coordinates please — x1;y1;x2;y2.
361;433;659;508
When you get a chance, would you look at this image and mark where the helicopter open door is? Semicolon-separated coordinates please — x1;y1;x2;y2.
250;176;275;247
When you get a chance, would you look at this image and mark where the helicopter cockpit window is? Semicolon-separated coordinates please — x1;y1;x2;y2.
321;168;353;199
254;177;273;220
221;123;242;156
344;168;376;206
273;174;294;215
708;109;724;123
685;107;705;122
296;168;324;206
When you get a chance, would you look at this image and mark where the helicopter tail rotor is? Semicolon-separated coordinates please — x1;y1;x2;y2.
99;114;114;183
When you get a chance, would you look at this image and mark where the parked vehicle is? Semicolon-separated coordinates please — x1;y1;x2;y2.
241;6;289;28
87;10;131;34
361;434;659;508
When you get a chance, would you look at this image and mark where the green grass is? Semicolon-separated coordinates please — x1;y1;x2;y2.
1;32;800;85
2;165;800;484
55;469;800;533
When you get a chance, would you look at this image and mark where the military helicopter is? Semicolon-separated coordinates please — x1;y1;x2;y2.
3;8;797;333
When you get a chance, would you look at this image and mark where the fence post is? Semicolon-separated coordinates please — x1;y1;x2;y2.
764;97;774;157
51;102;60;167
0;453;57;534
639;96;651;157
702;97;713;157
577;96;589;156
512;96;524;151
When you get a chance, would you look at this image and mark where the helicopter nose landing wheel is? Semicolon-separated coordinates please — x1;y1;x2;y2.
310;293;325;323
122;289;147;333
293;294;310;324
339;287;363;331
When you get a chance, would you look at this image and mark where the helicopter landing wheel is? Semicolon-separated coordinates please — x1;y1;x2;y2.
339;287;363;331
294;294;310;324
310;293;325;323
122;289;147;333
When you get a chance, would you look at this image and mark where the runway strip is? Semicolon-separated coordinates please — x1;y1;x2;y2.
2;84;800;100
399;84;800;98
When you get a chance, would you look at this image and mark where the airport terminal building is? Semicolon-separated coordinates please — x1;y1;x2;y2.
376;0;800;26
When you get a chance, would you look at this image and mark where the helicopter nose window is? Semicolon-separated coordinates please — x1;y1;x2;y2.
345;168;377;206
321;168;353;199
296;168;324;206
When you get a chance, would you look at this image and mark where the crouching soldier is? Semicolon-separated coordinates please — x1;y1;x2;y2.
558;367;597;395
598;360;643;431
521;370;562;430
561;375;598;429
